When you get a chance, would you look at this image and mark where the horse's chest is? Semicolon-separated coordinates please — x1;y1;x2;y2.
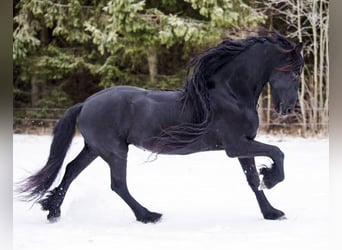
217;107;259;138
242;109;259;130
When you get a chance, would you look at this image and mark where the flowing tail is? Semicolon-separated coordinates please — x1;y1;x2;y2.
18;103;83;202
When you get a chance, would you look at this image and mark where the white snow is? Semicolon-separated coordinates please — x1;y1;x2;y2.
13;134;329;250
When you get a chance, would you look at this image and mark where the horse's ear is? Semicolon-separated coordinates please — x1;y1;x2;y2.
295;42;303;53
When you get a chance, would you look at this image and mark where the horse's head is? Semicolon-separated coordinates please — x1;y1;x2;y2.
269;42;304;115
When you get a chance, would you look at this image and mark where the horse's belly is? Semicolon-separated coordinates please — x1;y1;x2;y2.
132;131;224;155
134;143;222;155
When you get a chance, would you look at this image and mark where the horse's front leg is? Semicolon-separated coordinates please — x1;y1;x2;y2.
238;157;285;220
225;138;285;189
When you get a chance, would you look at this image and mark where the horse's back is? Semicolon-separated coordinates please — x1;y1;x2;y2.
78;86;184;151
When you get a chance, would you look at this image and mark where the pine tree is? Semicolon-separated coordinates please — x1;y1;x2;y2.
13;0;265;109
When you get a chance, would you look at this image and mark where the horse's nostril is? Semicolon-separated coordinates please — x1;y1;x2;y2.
287;108;292;114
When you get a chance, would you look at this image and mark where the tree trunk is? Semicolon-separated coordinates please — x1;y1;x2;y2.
312;0;318;132
31;21;49;107
297;0;307;135
31;75;40;107
266;83;271;129
318;0;324;130
258;92;264;129
323;2;329;134
147;47;158;86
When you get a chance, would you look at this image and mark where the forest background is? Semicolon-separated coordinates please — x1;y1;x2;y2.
13;0;329;136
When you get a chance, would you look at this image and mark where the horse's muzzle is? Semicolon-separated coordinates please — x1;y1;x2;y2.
277;103;294;116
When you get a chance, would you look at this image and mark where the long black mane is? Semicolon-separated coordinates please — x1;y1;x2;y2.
153;31;299;153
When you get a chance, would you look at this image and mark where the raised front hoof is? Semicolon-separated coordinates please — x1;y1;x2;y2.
263;209;286;220
259;167;283;189
137;212;162;224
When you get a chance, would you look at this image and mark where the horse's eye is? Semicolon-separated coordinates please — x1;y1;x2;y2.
292;71;300;79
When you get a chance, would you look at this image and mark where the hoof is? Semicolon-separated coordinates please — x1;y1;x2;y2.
47;214;60;223
137;212;162;224
46;208;61;223
263;209;285;220
259;167;281;189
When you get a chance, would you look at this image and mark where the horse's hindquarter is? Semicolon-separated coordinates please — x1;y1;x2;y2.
78;86;187;151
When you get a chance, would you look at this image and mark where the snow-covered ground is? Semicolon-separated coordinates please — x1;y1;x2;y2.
13;134;329;250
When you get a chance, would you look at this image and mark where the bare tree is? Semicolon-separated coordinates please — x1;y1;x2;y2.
255;0;329;135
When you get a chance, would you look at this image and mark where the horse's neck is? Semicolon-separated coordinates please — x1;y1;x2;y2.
212;50;271;108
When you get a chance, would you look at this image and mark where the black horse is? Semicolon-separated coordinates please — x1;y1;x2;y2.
20;31;303;224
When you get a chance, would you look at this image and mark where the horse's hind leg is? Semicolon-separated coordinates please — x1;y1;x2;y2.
39;144;97;222
102;145;162;223
238;158;285;220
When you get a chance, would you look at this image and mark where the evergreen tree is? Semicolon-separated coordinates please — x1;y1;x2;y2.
13;0;265;108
